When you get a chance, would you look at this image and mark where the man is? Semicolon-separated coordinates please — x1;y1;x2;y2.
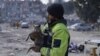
40;3;70;56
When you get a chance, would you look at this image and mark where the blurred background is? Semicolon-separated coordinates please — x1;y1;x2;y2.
0;0;75;24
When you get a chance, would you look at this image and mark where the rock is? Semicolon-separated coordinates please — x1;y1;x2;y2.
14;48;19;50
7;39;14;43
9;53;15;56
14;47;22;52
23;47;27;50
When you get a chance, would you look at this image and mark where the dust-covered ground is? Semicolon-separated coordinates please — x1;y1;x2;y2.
0;23;100;56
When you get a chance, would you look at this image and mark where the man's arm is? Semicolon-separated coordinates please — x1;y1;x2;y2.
41;29;70;56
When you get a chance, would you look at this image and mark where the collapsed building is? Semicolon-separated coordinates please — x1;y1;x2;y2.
0;0;47;23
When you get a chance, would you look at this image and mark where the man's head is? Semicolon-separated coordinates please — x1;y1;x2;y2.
47;3;64;21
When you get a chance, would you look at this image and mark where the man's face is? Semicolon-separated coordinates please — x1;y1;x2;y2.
46;13;57;23
48;14;53;21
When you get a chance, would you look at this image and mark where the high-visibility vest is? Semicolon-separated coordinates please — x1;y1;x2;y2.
41;23;70;56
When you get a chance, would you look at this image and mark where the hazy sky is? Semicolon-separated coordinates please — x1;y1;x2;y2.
40;0;70;4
